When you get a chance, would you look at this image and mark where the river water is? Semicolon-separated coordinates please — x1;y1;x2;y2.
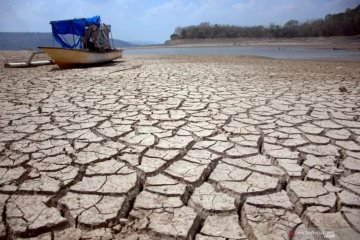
124;46;360;61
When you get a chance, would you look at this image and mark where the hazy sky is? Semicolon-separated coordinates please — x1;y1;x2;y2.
0;0;359;43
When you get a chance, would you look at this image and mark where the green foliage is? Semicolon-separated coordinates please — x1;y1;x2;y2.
172;4;360;39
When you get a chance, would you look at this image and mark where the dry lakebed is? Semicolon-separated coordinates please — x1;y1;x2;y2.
0;51;360;239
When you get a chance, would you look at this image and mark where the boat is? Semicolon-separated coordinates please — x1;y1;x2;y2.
39;47;122;68
40;16;123;68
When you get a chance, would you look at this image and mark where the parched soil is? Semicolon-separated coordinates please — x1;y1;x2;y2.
0;52;360;239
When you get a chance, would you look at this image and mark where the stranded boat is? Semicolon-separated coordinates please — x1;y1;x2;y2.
40;16;122;68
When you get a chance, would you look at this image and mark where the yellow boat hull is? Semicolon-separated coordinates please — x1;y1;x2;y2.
39;47;123;68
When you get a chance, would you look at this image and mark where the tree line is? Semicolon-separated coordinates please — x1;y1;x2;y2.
171;4;360;39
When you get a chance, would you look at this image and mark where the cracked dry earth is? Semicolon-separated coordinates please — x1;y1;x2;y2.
0;53;360;240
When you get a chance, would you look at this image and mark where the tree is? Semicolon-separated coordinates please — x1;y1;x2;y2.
174;27;182;35
169;4;360;39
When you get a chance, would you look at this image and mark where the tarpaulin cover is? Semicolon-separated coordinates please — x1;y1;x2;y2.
50;16;101;49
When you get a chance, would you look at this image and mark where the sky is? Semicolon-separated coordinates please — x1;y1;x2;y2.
0;0;359;43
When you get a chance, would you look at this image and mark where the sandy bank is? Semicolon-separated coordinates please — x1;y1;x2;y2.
164;35;360;50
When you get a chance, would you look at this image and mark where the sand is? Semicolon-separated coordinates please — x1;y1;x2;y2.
0;51;360;239
165;35;360;50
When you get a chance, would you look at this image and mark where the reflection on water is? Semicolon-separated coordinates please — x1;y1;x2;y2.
124;46;360;61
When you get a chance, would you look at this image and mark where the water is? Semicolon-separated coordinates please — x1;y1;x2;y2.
124;46;360;61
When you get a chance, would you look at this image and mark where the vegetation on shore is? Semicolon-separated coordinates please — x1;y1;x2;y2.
171;4;360;39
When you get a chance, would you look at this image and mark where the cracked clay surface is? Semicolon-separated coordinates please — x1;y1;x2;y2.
0;52;360;239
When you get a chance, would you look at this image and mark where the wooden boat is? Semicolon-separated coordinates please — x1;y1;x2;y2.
39;47;123;68
39;16;123;69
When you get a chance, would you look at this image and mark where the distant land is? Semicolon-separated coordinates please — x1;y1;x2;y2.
0;32;139;50
170;4;360;40
164;36;360;50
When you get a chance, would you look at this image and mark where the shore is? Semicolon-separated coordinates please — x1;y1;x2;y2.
1;52;360;239
161;35;360;50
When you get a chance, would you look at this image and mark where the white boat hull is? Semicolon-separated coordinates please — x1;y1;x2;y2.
39;47;123;68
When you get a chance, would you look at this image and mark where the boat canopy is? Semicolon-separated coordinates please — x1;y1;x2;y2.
50;16;101;49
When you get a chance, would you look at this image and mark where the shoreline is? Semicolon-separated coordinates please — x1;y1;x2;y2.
127;36;360;50
122;36;360;62
122;47;360;62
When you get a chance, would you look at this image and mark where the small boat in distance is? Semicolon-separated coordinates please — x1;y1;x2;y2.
40;16;123;68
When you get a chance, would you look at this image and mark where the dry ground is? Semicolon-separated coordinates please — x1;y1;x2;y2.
164;36;360;50
0;52;360;239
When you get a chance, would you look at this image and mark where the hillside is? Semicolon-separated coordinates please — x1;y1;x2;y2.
0;32;136;50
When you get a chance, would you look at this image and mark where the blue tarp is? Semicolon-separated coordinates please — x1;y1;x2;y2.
50;16;101;49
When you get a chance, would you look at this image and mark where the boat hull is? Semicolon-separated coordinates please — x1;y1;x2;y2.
39;47;123;68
